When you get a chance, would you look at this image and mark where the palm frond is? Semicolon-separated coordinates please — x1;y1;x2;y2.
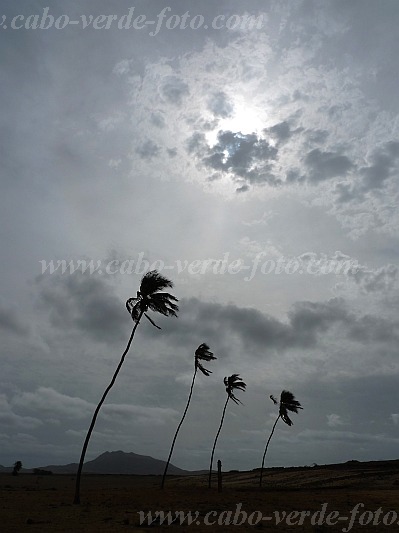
278;390;302;427
195;343;216;376
279;408;294;426
147;292;179;317
196;361;212;376
140;270;174;296
126;270;179;325
195;343;216;362
229;392;242;405
270;394;278;405
224;374;247;404
280;390;303;413
144;313;161;329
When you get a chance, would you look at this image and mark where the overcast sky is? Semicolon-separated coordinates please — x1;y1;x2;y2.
1;0;399;471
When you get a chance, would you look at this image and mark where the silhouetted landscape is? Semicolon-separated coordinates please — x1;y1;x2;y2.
1;458;399;531
54;450;190;476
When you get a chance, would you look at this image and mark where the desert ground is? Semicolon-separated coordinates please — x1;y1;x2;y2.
1;461;399;532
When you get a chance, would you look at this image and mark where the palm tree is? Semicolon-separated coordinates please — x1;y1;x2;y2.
259;390;302;487
161;343;216;489
73;270;178;504
208;374;246;488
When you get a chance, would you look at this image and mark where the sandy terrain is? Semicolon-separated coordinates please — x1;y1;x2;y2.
1;461;399;531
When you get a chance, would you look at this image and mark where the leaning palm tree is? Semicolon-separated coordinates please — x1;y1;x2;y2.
259;390;302;487
208;374;246;488
161;343;216;489
73;270;178;504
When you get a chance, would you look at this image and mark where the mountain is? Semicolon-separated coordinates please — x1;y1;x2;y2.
38;450;195;475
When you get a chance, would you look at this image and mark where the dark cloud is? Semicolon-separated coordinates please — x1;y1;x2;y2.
186;132;207;155
151;297;399;360
305;129;329;145
0;394;43;430
264;120;303;144
201;130;279;188
292;89;310;102
347;315;399;344
285;168;305;184
360;141;399;191
36;273;127;343
150;112;165;128
161;76;189;105
335;141;399;203
167;147;178;158
288;298;349;343
136;140;160;160
13;387;93;420
266;121;291;142
347;264;398;294
156;297;352;354
207;91;234;118
290;298;398;349
304;148;354;182
334;181;357;204
189;128;356;191
0;305;28;336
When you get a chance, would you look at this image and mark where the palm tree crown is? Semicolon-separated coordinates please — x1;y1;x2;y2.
224;374;247;404
126;270;178;328
270;390;303;426
195;343;216;376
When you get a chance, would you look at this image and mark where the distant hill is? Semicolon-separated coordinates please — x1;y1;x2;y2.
38;450;197;475
0;464;31;474
2;455;399;481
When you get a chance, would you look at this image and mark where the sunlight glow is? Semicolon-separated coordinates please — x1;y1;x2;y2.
219;103;265;135
205;97;267;146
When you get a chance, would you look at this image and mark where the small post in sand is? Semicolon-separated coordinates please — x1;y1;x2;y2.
217;460;222;493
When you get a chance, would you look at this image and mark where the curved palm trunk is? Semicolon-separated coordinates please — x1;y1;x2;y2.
259;414;280;487
161;367;197;489
73;310;144;504
208;395;229;489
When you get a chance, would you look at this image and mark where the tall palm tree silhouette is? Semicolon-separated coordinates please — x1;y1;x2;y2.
259;390;302;487
161;343;216;489
73;270;178;504
208;374;246;488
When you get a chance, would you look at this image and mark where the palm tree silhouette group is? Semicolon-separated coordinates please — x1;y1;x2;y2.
73;269;303;503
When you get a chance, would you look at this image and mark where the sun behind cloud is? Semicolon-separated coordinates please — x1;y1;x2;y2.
206;96;268;145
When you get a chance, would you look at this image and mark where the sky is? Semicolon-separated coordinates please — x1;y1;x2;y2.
1;0;399;471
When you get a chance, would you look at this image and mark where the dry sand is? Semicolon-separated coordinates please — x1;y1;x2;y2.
1;461;399;531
